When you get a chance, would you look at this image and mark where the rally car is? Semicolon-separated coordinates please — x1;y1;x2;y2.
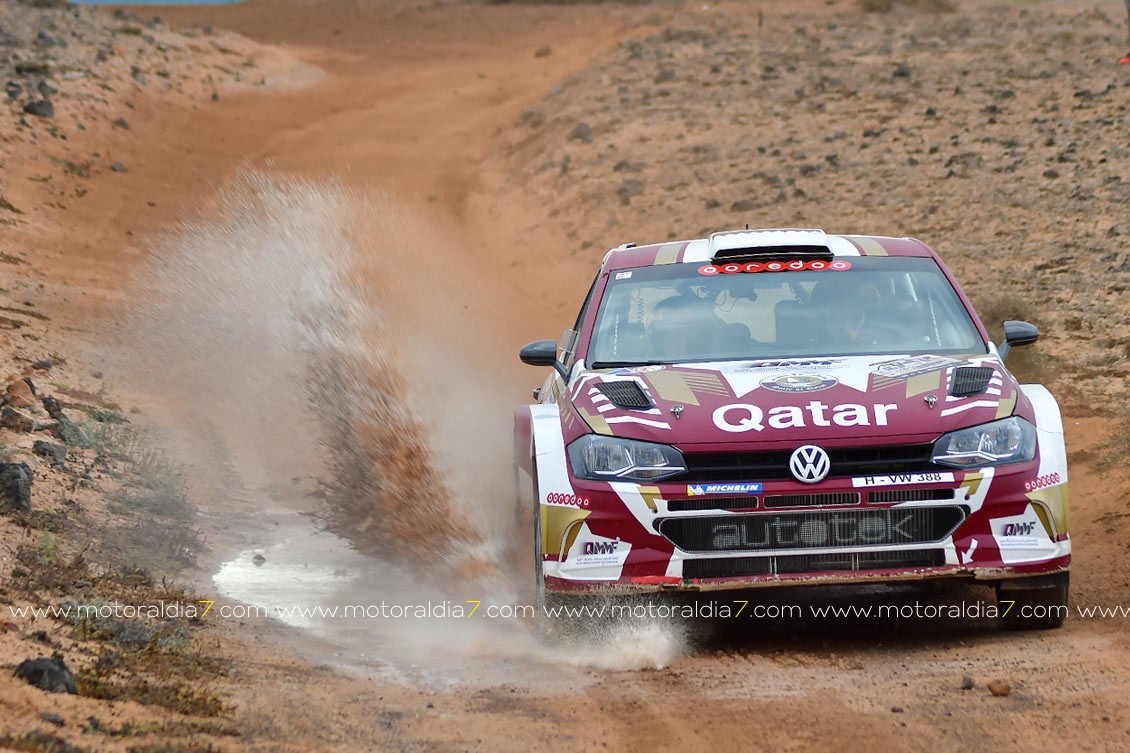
515;229;1070;629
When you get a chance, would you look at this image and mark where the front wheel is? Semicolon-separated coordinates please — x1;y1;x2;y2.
533;500;593;640
996;573;1069;630
533;498;546;617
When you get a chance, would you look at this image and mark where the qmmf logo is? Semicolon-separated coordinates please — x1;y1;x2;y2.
1002;521;1037;537
583;539;620;555
789;444;831;484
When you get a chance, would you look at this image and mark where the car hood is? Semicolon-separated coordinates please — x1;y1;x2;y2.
567;354;1020;447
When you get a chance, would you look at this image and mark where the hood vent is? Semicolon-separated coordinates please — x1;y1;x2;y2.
949;366;995;398
595;381;654;410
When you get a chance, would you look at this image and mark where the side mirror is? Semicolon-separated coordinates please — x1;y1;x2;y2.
998;320;1039;361
520;339;568;379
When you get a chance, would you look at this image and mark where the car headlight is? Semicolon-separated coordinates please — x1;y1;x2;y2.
567;435;687;482
931;417;1036;468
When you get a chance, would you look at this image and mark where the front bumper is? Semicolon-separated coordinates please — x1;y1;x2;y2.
541;460;1070;594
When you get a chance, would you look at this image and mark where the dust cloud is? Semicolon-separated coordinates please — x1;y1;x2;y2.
120;169;683;675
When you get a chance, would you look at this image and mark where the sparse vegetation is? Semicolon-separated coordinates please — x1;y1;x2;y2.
858;0;957;11
36;530;60;566
77;662;230;718
969;293;1061;392
105;440;202;574
1087;419;1130;473
62;595;192;650
126;743;228;753
0;731;90;753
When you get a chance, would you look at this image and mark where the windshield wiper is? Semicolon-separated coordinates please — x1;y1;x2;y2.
589;360;667;369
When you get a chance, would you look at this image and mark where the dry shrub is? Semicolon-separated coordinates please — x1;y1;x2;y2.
858;0;957;12
969;293;1058;388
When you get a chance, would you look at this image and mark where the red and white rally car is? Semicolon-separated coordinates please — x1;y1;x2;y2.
515;229;1070;629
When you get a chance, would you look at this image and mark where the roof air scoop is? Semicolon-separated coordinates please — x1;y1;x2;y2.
709;229;833;263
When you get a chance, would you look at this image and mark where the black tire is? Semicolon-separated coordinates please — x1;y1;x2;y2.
996;573;1069;631
513;460;525;530
532;493;594;641
533;496;546;617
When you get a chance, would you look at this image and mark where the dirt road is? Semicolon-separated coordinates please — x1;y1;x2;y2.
3;0;1130;751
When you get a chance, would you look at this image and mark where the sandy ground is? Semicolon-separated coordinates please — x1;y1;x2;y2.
2;0;1130;751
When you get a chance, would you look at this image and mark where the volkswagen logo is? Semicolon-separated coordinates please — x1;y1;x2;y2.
789;445;831;484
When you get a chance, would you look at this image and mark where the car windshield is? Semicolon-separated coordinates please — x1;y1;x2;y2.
587;257;987;366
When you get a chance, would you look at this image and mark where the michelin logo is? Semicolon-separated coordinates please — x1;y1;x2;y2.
688;483;763;496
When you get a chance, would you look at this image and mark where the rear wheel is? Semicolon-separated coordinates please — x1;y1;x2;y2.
996;573;1069;630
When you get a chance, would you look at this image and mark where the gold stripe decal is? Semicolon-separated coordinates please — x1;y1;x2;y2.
646;371;700;406
682;371;732;396
542;506;591;557
905;370;942;398
644;370;732;406
579;408;613;436
638;485;662;513
995;391;1017;419
845;236;889;256
654;242;684;266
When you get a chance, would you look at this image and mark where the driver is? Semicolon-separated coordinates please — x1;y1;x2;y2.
646;294;725;359
811;277;884;345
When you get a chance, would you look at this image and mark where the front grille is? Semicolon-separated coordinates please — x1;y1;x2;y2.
868;488;956;504
668;497;758;512
678;444;937;482
949;366;995;398
682;549;945;580
594;381;653;409
764;492;859;508
659;507;964;553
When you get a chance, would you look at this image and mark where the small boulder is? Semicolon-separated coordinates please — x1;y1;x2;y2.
33;440;66;467
616;179;643;205
36;31;63;48
568;122;594;144
1;406;37;433
518;107;544;128
14;656;77;694
0;462;33;512
5;377;37;408
534;45;552;58
22;100;54;119
613;160;644;173
987;679;1011;697
42;397;86;447
15;62;50;76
